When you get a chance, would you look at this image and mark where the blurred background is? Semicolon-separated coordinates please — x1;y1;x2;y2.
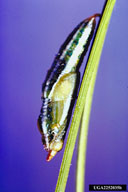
0;0;128;191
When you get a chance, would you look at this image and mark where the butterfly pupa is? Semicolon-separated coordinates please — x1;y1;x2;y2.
38;14;100;161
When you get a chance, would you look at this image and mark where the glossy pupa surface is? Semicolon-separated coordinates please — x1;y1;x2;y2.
38;14;100;161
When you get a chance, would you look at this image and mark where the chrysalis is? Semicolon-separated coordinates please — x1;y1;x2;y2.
38;14;100;161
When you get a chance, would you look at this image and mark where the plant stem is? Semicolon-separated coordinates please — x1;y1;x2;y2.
76;0;116;192
55;1;116;192
76;62;97;192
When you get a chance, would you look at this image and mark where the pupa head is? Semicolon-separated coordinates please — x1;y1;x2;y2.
46;139;64;161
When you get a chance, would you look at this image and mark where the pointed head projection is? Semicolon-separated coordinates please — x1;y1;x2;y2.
38;120;64;161
46;139;63;161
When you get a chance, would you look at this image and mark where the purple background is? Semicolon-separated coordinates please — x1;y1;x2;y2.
0;0;128;192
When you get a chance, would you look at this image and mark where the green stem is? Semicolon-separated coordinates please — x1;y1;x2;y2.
76;62;97;192
76;0;116;192
55;1;116;192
